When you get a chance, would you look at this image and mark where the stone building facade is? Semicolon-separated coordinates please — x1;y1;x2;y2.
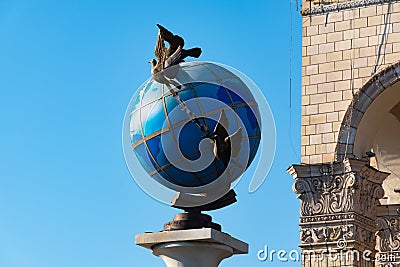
289;0;400;266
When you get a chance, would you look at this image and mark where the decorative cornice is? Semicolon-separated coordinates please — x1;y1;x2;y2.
300;212;377;230
300;0;400;16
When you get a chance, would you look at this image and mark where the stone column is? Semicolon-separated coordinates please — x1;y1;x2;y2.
136;228;248;267
287;158;388;267
376;204;400;267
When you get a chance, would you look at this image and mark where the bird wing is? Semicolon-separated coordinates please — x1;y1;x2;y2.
164;46;182;68
154;32;165;71
213;109;229;139
225;127;242;157
157;24;184;57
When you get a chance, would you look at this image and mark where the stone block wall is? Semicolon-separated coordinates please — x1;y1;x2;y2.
301;1;400;164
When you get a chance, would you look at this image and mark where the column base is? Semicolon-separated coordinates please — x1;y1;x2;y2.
164;212;221;231
136;228;248;267
153;241;233;267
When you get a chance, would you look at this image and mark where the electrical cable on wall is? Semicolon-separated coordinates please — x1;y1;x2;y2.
373;2;392;75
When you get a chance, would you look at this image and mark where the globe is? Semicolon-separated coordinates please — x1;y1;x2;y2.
129;62;261;189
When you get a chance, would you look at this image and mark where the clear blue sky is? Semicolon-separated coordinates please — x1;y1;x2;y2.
0;1;303;266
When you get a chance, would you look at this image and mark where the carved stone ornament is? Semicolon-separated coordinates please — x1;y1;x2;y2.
376;205;400;251
376;216;400;251
300;224;377;249
288;159;388;251
289;159;387;218
301;0;400;16
375;205;400;266
300;225;354;243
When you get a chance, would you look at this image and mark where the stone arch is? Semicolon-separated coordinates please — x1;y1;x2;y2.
336;60;400;161
336;61;400;204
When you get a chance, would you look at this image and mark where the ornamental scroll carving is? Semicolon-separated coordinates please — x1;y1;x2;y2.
289;159;389;259
300;225;354;243
292;162;385;218
376;216;400;252
300;224;376;248
294;171;355;216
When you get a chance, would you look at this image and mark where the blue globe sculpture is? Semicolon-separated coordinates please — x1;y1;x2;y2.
129;62;261;189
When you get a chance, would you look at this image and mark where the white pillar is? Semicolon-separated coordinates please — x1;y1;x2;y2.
153;241;233;267
136;228;248;267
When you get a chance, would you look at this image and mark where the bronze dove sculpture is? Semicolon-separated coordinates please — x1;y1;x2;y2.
212;109;242;168
149;24;202;82
149;24;209;137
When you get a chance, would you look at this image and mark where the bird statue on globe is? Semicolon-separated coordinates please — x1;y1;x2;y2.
125;25;261;231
